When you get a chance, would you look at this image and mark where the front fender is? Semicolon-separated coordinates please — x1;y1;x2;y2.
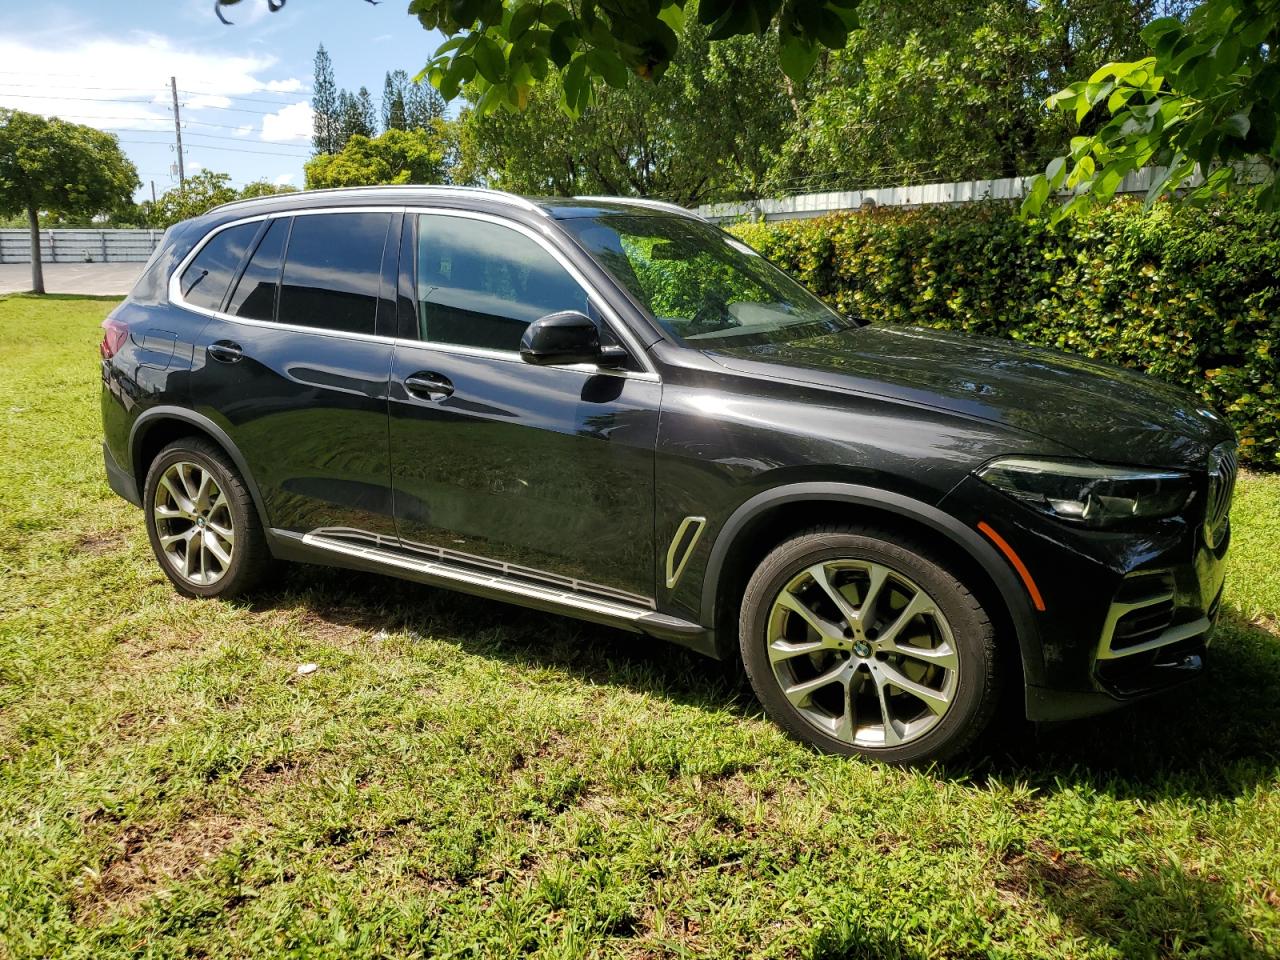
695;482;1047;689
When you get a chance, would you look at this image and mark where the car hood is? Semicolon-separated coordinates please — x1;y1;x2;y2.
705;324;1231;469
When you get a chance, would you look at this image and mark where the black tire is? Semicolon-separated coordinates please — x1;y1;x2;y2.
739;524;1000;765
143;437;272;599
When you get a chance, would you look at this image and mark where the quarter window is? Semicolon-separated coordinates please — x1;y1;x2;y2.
179;222;258;312
277;212;392;335
416;214;588;351
226;217;289;321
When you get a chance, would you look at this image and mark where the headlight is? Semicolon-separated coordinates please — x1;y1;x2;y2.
975;458;1193;527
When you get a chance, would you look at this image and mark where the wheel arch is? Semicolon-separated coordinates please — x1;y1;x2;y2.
128;407;270;530
698;483;1046;690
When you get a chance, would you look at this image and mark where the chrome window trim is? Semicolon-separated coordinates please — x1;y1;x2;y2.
406;207;659;380
167;205;405;345
168;205;660;380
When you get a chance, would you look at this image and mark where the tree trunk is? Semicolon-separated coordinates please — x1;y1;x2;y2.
27;204;45;295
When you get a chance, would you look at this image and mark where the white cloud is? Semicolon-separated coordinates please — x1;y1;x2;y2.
233;124;254;138
273;173;296;186
260;101;313;144
0;33;307;131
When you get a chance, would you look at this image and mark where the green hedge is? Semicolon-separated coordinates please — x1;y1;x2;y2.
732;201;1280;465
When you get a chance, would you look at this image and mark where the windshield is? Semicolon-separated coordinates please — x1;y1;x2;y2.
561;213;855;346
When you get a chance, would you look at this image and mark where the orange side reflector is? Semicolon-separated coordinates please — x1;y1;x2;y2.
977;521;1046;612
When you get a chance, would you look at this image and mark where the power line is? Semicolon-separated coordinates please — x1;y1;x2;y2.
115;140;311;158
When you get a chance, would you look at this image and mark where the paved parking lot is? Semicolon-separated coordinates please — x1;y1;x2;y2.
0;262;144;296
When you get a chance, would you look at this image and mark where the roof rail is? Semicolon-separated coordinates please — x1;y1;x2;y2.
207;184;546;216
573;196;707;222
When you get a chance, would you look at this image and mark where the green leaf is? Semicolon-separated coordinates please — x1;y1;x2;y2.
508;2;540;39
657;3;684;33
779;37;819;84
585;48;629;89
472;36;506;83
1223;112;1251;139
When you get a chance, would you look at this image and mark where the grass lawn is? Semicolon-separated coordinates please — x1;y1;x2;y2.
1;293;1278;959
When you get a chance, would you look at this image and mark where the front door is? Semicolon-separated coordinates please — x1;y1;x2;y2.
388;211;660;602
185;210;400;537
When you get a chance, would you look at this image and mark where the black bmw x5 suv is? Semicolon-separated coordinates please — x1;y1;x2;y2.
101;186;1236;763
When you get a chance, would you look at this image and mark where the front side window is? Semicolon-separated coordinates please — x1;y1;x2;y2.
278;212;392;335
561;213;853;346
416;214;589;352
178;222;258;312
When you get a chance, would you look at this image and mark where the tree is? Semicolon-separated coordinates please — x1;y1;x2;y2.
304;125;453;188
151;170;239;228
356;86;379;137
335;89;376;149
769;0;1152;193
1023;0;1280;220
383;70;409;131
457;17;793;204
0;109;138;294
219;0;861;114
148;171;296;229
405;79;447;129
312;43;340;155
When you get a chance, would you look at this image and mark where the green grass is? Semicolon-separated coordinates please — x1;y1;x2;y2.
1;292;1278;959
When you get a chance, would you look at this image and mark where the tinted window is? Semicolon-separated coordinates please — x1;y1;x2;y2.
561;213;852;346
227;217;288;321
278;212;391;335
417;214;588;351
179;222;258;312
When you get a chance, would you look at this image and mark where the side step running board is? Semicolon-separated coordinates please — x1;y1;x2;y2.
274;529;709;647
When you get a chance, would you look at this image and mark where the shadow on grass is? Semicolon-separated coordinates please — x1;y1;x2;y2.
1005;853;1271;960
252;564;1280;802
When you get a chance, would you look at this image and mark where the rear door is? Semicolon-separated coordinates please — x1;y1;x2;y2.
182;208;400;538
388;210;660;602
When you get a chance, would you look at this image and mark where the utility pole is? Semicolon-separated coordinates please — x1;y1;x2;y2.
170;76;186;187
150;180;157;204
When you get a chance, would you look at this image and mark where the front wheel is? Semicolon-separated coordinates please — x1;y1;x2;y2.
739;525;1000;764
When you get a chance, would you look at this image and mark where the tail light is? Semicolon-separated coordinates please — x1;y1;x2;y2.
100;317;128;360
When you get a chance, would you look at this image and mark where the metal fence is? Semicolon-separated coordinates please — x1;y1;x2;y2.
0;229;162;264
693;167;1179;223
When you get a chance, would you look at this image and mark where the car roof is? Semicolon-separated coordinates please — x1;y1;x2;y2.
204;185;704;223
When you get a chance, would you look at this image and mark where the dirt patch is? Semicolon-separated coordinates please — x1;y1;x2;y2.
76;811;244;921
282;607;369;645
75;530;125;556
997;838;1102;900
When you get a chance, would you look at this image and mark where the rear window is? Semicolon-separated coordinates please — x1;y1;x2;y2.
277;212;391;335
178;222;259;312
227;217;289;321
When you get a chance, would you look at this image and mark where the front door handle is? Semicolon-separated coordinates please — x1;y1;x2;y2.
208;340;243;363
404;371;454;401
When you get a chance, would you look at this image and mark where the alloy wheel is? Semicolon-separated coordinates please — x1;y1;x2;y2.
766;559;959;748
152;460;235;586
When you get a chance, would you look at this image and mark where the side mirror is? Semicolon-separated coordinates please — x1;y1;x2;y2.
519;311;627;367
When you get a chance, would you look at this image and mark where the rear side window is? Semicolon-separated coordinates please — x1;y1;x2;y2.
227;217;288;321
416;214;588;351
277;212;391;335
179;222;258;312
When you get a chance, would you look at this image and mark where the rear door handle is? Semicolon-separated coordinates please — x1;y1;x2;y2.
404;371;454;401
208;340;243;363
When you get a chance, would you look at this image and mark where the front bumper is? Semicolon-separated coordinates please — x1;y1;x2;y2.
940;475;1229;722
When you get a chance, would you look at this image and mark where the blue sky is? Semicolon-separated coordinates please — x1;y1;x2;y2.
0;0;446;199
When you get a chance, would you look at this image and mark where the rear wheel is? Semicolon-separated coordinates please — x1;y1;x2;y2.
143;438;271;599
739;525;999;764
